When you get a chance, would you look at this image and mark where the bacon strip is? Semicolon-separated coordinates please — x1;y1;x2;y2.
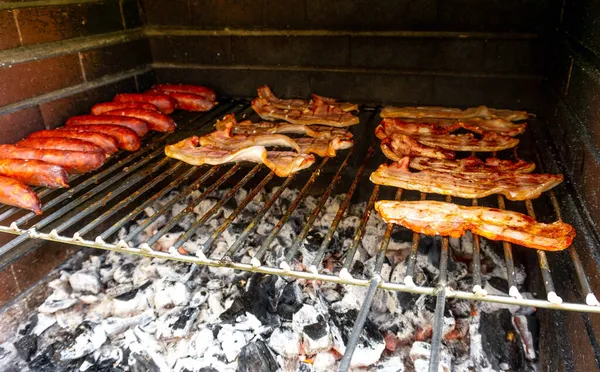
257;85;358;112
411;132;518;152
374;200;575;251
380;105;529;122
409;156;536;174
215;114;353;139
380;135;455;161
199;123;301;153
377;117;526;137
370;157;562;200
252;97;359;127
165;137;315;177
295;137;353;157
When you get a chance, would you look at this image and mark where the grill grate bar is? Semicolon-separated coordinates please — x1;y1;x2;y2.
224;175;296;259
202;171;276;255
404;192;428;286
76;162;187;238
374;188;403;274
310;146;376;273
340;183;380;277
497;194;522;299
471;198;485;294
142;164;242;248
283;146;357;265
171;164;263;253
253;158;329;265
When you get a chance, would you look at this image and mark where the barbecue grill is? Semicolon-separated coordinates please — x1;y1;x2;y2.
0;1;598;371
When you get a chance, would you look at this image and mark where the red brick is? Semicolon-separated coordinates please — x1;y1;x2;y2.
0;265;20;308
0;10;20;51
11;242;72;290
0;54;83;107
0;106;45;144
80;39;151;81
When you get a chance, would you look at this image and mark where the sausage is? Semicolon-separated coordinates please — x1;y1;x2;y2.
0;175;42;214
91;102;160;115
28;130;119;155
0;145;106;174
66;115;149;137
105;108;176;133
16;137;105;154
58;125;140;151
113;93;176;115
150;91;216;112
151;84;217;101
0;159;69;188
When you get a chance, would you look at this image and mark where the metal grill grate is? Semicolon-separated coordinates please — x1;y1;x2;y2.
0;99;598;371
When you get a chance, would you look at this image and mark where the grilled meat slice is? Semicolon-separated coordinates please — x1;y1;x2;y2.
257;85;358;112
377;117;526;137
165;137;315;177
380;135;455;161
375;200;575;251
409;156;535;174
295;137;353;157
370;157;562;200
199;123;301;153
252;97;359;127
380;105;529;122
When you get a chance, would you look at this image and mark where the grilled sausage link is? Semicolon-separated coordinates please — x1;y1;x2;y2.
28;130;119;155
66;115;149;137
105;108;176;133
113;93;176;115
91;102;159;115
0;175;42;214
17;137;105;154
0;159;69;188
151;84;217;101
151;91;216;112
0;145;106;174
58;125;141;151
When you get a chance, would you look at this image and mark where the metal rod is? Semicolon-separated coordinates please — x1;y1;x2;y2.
141;164;242;247
547;191;599;306
340;184;380;278
338;275;382;372
497;194;522;299
374;188;403;274
471;198;484;294
201;171;275;255
310;147;375;273
524;200;562;304
170;164;263;252
97;165;199;241
252;158;329;264
224;175;296;259
75;161;186;238
122;165;222;243
283;147;357;265
404;192;427;286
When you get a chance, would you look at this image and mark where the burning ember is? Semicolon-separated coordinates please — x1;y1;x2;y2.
1;186;538;371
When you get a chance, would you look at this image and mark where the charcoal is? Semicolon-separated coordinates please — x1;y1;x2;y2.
113;263;136;284
59;321;107;361
329;309;385;368
156;307;199;339
69;270;101;294
222;274;278;324
277;281;303;321
269;327;300;358
101;310;154;337
236;340;278;372
303;316;332;354
313;351;336;371
480;310;526;370
128;351;160;372
14;334;37;361
38;295;78;314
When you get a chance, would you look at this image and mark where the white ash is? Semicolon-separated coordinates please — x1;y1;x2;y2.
6;185;539;371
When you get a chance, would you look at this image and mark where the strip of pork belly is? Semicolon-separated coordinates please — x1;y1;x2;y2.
380;105;529;122
413;132;519;152
370;157;563;200
380;135;456;161
257;85;358;112
215;114;353;139
377;118;525;139
198;124;301;153
295;137;354;157
252;97;360;127
409;156;536;174
374;200;575;251
165;137;315;177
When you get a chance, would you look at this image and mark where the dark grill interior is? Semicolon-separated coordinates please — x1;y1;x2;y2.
0;0;599;371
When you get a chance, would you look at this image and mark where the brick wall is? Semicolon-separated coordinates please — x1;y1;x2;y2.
143;0;547;110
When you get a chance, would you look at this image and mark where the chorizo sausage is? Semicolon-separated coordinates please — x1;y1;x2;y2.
113;93;176;114
105;108;176;133
17;137;105;154
57;125;140;151
91;102;159;115
151;84;217;101
66;115;148;137
0;175;42;214
150;91;216;112
0;159;69;188
0;145;106;174
28;130;119;155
